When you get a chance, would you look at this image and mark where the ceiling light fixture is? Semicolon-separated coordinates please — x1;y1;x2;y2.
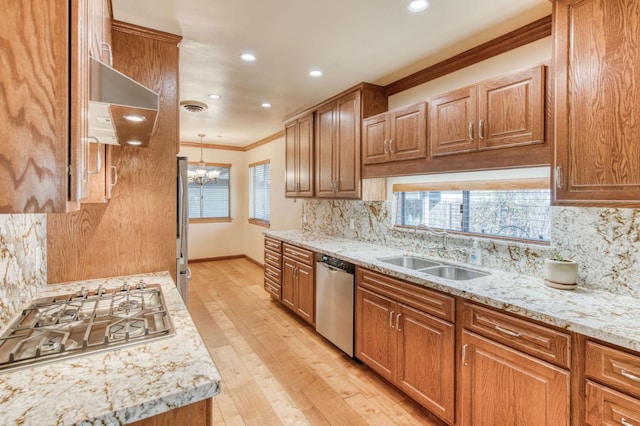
126;140;143;146
123;114;146;122
309;70;323;78
187;134;220;185
261;102;272;108
408;0;430;12
208;94;222;100
240;53;256;62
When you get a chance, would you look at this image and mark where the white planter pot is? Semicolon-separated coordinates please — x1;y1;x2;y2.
544;258;578;285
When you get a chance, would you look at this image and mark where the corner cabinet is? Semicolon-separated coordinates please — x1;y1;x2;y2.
285;112;314;198
356;268;455;424
552;0;640;206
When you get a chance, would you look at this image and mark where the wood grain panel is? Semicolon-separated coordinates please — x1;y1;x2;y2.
335;91;360;197
585;381;640;426
314;102;336;197
430;87;478;156
128;398;212;426
284;120;297;195
390;102;428;162
0;0;69;212
47;23;182;283
362;114;389;165
586;341;640;399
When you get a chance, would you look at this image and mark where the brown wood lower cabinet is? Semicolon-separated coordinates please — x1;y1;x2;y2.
459;331;570;426
280;243;315;325
356;268;455;424
585;381;640;425
128;397;212;426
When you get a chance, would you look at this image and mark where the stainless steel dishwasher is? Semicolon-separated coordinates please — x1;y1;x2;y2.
315;255;355;357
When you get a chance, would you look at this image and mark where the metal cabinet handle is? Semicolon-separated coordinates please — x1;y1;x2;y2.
468;122;474;140
110;165;118;187
186;267;192;280
555;166;563;189
462;344;469;366
621;369;640;383
389;138;395;153
389;310;395;329
383;139;388;154
479;119;485;140
101;42;113;67
87;136;102;175
396;313;401;331
495;325;522;338
621;418;633;426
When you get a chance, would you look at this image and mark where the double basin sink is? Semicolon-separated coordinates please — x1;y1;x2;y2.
379;255;488;281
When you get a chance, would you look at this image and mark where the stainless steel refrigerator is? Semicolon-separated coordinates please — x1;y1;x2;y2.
176;156;190;304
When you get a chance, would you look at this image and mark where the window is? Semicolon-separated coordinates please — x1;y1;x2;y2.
249;160;270;227
188;163;231;222
394;179;551;242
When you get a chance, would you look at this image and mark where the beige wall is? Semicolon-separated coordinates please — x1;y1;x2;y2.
179;136;302;263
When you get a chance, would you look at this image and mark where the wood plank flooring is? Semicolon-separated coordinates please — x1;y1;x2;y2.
188;258;443;425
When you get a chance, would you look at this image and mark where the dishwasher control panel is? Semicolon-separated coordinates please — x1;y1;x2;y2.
320;255;355;274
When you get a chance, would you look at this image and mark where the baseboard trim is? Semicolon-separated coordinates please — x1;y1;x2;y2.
190;255;264;268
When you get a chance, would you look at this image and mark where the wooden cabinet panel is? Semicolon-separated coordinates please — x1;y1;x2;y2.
362;114;389;165
295;262;314;325
397;303;455;424
264;237;282;252
586;341;640;399
478;66;545;150
430;87;477;156
285;121;298;195
129;397;212;426
355;286;396;382
264;277;281;299
552;0;640;205
284;113;314;197
334;91;361;198
279;243;315;325
264;250;282;269
585;381;640;426
459;331;570;426
315;102;336;197
282;243;313;265
264;237;283;300
462;302;570;368
281;259;296;310
264;264;281;284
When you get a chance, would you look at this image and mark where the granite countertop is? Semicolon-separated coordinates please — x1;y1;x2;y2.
0;272;221;425
265;230;640;353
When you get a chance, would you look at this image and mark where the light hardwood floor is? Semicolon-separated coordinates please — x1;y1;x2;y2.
188;258;443;425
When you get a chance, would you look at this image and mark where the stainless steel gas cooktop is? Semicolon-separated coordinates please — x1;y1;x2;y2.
0;282;174;372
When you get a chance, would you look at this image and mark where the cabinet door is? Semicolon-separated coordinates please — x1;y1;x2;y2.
334;91;361;199
397;304;455;425
459;331;570;426
295;262;314;325
284;120;298;196
553;0;640;205
430;87;477;157
296;113;314;197
478;66;544;151
281;259;296;311
355;286;396;383
362;114;389;165
389;102;427;162
585;381;640;426
315;102;336;197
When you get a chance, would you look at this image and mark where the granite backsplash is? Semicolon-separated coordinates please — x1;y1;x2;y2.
0;214;46;331
302;200;640;297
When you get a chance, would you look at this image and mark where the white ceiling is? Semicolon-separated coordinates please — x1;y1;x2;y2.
112;0;551;147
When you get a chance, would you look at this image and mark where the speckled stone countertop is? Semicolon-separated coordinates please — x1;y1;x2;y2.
0;272;221;425
265;230;640;353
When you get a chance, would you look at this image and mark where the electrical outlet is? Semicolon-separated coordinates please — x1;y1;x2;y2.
349;219;355;230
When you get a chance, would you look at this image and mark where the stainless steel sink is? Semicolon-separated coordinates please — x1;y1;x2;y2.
419;266;488;281
378;256;440;270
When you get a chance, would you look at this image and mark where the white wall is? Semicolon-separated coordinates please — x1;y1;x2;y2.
179;137;302;263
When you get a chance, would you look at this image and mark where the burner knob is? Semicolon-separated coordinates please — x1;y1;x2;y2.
78;286;88;298
137;281;146;290
95;285;106;296
122;283;131;292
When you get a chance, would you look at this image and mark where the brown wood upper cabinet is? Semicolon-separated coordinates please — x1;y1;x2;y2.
431;65;545;157
363;102;427;165
285;112;314;198
552;0;640;206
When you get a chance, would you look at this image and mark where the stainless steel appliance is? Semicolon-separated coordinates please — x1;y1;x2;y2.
0;283;174;372
315;255;355;357
176;156;190;303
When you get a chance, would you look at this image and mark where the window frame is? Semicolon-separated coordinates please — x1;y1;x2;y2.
187;161;232;224
248;159;270;228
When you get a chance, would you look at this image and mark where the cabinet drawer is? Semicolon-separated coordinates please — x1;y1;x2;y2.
462;302;570;368
264;237;282;252
264;277;281;299
586;341;640;399
264;264;281;283
586;380;640;425
356;268;454;322
282;243;314;266
264;249;282;268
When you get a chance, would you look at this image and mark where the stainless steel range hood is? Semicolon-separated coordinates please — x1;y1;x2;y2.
88;57;159;148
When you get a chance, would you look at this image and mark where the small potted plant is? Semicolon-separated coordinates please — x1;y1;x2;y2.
544;254;578;290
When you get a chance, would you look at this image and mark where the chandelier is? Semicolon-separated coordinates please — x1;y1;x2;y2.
187;133;220;185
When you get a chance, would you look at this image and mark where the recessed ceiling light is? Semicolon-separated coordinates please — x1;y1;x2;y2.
126;140;143;146
208;94;221;99
240;53;256;62
408;0;430;12
123;114;146;122
309;70;323;78
261;102;272;108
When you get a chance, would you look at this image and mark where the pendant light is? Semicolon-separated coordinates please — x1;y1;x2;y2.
187;134;220;185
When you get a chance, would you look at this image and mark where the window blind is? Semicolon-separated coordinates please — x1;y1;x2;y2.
249;161;270;222
188;165;230;219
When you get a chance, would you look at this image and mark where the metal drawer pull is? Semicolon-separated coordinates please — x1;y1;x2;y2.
621;369;640;383
495;325;522;338
383;139;388;154
479;119;485;139
389;311;395;329
389;138;395;153
555;166;563;189
462;344;469;366
621;418;633;426
468;122;474;140
87;136;102;175
396;313;401;331
110;165;118;187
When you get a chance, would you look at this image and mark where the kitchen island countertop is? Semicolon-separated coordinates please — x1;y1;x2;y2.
265;230;640;353
0;272;221;425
